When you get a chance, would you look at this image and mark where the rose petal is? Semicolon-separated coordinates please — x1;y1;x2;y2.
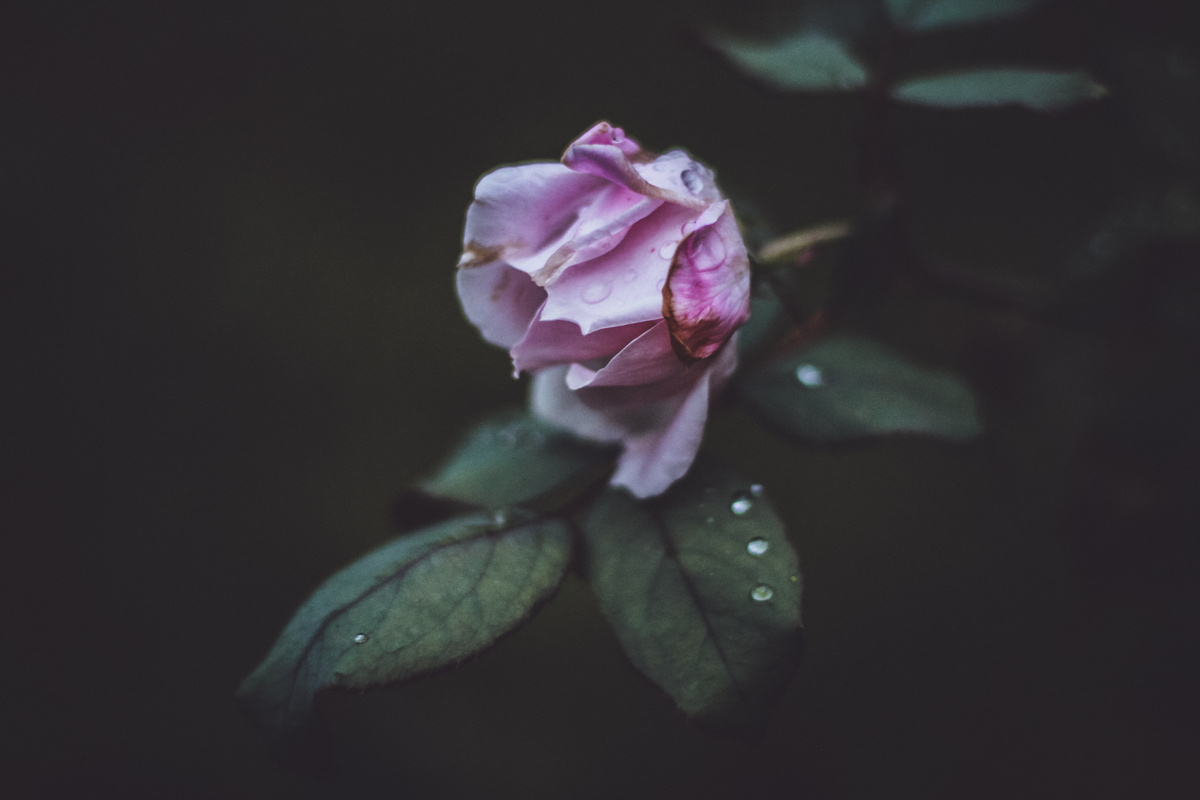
664;202;751;362
456;262;547;349
564;321;685;390
563;125;708;212
633;150;722;206
530;366;631;443
532;184;662;286
511;315;655;375
540;204;697;335
459;163;605;275
609;339;739;498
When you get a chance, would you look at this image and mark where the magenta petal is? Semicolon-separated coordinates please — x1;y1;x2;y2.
664;202;751;361
456;262;547;349
569;121;644;157
459;162;605;275
511;316;655;375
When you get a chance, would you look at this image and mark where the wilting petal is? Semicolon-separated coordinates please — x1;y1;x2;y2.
565;321;684;390
540;204;696;335
512;315;655;375
664;202;751;362
456;262;547;349
459;163;605;275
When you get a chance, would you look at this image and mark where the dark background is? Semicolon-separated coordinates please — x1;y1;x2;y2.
3;1;1198;797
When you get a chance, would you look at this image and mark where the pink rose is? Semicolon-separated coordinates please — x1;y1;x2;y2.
456;122;750;498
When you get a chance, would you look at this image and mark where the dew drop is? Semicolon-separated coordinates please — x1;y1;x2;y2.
622;267;639;283
655;277;667;292
795;364;825;387
680;169;702;194
747;538;769;556
706;516;715;524
750;585;774;602
749;483;764;497
657;241;678;260
582;281;612;304
730;492;753;515
492;509;511;527
353;633;369;644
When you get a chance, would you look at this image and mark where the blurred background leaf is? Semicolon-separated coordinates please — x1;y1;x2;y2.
707;29;869;91
892;67;1106;111
884;0;1041;32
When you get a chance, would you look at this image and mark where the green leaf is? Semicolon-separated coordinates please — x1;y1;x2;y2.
892;68;1106;111
884;0;1040;31
736;334;982;442
582;457;802;727
707;30;869;92
237;510;572;767
421;410;615;509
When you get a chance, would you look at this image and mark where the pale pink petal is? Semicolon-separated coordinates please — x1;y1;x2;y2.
540;204;697;335
562;123;708;211
511;315;655;374
664;202;751;361
455;262;547;349
568;121;644;157
633;150;722;206
459;163;606;275
532;184;662;286
564;321;685;390
530;366;630;443
608;338;739;497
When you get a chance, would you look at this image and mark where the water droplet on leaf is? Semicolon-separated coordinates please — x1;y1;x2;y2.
582;281;612;304
795;364;825;387
750;585;774;602
492;509;511;527
353;633;369;644
747;538;769;556
730;492;753;515
749;484;764;497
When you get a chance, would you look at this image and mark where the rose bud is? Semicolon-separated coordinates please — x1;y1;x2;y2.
456;122;750;498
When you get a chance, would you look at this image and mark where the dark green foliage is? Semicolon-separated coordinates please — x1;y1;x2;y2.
884;0;1040;31
707;29;869;92
236;511;572;767
892;68;1106;111
582;457;802;727
420;410;615;510
737;334;982;443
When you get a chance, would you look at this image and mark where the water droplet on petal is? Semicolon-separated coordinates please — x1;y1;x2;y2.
796;364;825;387
657;241;678;260
655;277;667;292
730;492;753;515
749;484;764;497
353;633;369;644
680;169;702;194
751;585;774;602
622;268;639;283
747;538;769;556
582;281;612;304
